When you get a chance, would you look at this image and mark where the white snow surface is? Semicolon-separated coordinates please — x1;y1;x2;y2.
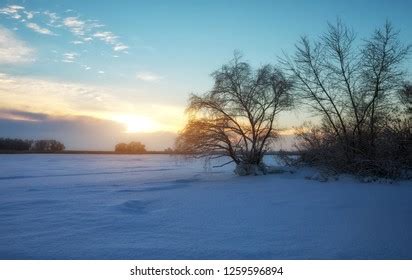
0;154;411;259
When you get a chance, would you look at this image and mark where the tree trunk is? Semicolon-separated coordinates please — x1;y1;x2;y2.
234;161;267;176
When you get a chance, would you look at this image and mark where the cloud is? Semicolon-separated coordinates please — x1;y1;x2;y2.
0;108;48;122
62;17;129;52
0;73;185;133
24;11;34;19
93;31;117;44
0;72;113;116
62;52;78;63
0;5;24;19
98;70;105;74
0;5;57;34
1;4;130;57
0;26;34;64
43;11;60;26
136;72;163;82
93;31;129;52
1;5;38;23
114;43;129;52
26;22;54;35
71;40;84;45
63;16;86;36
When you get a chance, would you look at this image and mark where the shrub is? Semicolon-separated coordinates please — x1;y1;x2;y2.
115;141;146;153
31;140;65;152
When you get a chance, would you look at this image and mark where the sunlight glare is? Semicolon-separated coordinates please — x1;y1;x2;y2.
113;115;159;133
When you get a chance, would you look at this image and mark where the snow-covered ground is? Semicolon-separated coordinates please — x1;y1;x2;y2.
0;154;411;259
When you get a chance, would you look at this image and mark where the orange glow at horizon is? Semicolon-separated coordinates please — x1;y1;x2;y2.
111;114;161;133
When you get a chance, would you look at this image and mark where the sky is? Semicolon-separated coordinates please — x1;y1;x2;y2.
0;0;411;150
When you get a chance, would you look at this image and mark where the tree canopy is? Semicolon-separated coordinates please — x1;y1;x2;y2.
176;53;292;175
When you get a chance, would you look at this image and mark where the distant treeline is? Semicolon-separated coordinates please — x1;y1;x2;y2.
114;141;180;154
0;138;65;152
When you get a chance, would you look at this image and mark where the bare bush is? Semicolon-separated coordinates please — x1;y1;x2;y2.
399;83;412;115
283;20;411;179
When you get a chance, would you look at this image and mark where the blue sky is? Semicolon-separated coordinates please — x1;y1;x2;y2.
0;0;411;149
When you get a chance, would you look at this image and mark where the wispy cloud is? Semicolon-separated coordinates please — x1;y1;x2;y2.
93;31;129;52
63;16;86;36
93;31;116;44
136;72;163;82
114;43;129;52
26;22;54;35
0;4;129;56
24;11;34;20
0;26;34;64
0;5;24;19
0;72;112;116
62;52;78;63
62;16;128;52
1;5;58;35
62;16;127;52
43;11;60;26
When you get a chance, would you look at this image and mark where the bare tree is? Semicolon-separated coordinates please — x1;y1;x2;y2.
282;20;411;177
360;22;410;154
176;53;292;175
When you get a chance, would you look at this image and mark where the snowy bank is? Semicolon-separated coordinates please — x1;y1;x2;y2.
0;154;411;259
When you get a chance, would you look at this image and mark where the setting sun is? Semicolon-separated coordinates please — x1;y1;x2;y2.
112;115;159;133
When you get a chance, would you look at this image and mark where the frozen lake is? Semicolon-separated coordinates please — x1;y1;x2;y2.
0;154;411;259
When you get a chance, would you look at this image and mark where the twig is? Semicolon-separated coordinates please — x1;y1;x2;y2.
213;160;234;168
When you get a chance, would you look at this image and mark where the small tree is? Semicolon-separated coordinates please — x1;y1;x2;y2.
176;54;292;175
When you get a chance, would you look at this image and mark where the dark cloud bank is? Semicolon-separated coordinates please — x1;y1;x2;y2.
0;109;176;151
